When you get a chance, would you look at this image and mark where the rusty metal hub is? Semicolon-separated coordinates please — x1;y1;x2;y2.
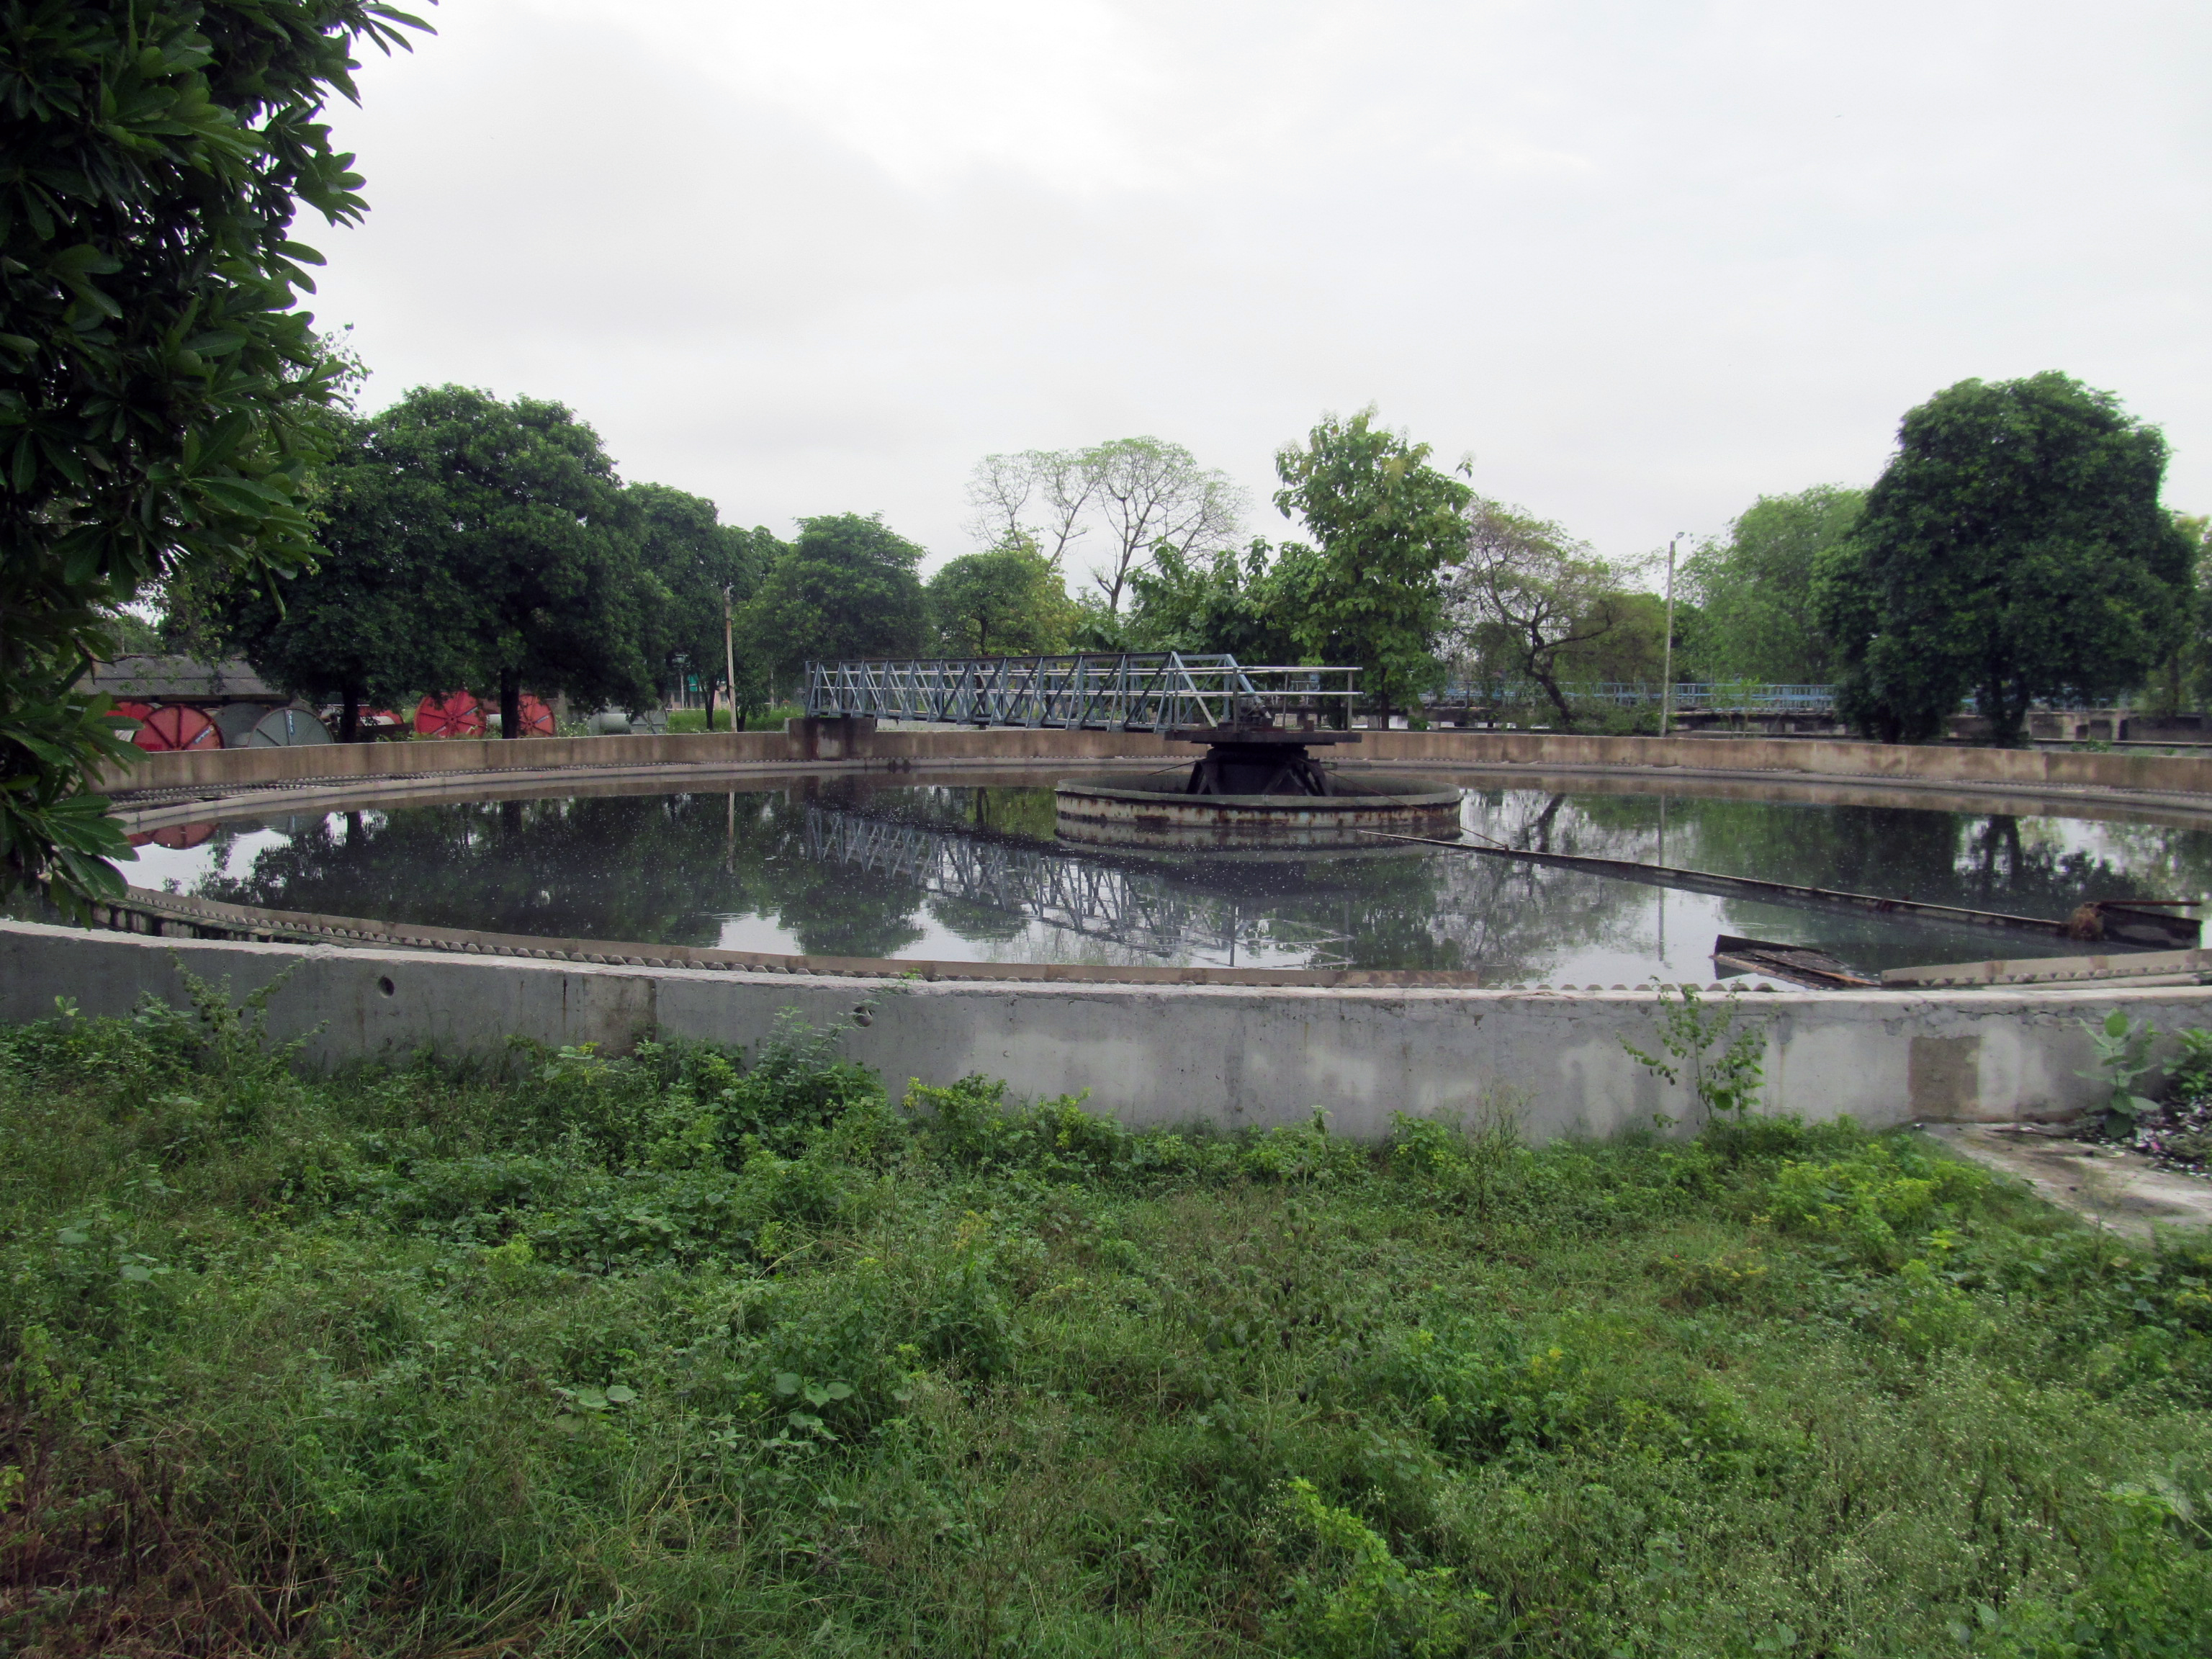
1168;721;1362;798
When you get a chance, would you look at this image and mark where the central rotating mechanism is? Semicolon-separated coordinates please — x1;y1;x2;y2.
1172;719;1364;796
1058;718;1462;850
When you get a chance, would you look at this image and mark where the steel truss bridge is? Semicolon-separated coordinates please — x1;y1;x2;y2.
801;806;1354;968
804;653;1360;732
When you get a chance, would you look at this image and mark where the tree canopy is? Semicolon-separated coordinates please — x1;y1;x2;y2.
925;538;1072;657
1272;410;1470;718
631;482;764;723
194;411;469;738
741;513;928;688
1682;485;1863;684
1451;500;1639;729
1817;372;2195;745
1;0;425;906
372;386;652;736
1125;539;1313;665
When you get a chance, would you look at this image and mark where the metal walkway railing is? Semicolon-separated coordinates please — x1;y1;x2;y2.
804;654;1359;732
1430;680;1837;713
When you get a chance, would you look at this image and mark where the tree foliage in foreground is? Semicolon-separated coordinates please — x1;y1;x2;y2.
1272;409;1471;719
1819;373;2195;745
0;0;426;904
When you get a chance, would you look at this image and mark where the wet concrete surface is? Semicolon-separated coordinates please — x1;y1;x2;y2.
1925;1122;2212;1239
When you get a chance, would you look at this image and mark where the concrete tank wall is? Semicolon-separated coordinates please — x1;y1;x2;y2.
6;919;2204;1141
97;721;2212;803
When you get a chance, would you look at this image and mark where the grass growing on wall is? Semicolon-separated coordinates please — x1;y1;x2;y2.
0;981;2208;1656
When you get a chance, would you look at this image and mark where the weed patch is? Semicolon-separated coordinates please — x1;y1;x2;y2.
0;991;2206;1655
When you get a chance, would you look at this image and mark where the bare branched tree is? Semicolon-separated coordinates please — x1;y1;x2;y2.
962;439;1244;616
963;453;1039;552
964;449;1097;567
1085;438;1245;616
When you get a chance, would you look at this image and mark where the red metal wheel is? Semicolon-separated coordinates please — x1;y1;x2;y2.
515;693;555;737
414;691;485;737
132;703;222;752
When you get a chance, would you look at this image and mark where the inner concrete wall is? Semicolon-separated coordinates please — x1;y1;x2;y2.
99;720;2212;800
6;920;2204;1139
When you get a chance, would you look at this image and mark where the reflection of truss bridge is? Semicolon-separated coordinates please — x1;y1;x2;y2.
801;808;1354;967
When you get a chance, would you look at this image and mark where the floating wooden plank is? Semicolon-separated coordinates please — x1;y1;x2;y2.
1712;934;1879;989
1358;832;2200;950
1881;948;2212;989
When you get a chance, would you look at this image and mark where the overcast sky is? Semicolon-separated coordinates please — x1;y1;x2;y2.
313;0;2212;583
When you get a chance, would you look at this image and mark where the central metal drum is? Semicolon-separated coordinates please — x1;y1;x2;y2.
1056;721;1462;850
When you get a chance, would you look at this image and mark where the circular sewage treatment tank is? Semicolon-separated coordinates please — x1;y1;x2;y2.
109;770;2212;986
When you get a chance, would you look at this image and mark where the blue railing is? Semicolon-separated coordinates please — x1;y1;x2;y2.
1429;681;1836;713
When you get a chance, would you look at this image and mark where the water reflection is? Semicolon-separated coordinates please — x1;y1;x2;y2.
802;808;1357;966
120;777;2211;983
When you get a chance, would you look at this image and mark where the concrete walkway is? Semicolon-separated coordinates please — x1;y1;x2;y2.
1925;1122;2212;1239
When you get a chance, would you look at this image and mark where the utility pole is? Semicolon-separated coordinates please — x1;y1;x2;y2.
722;586;738;732
1659;531;1688;738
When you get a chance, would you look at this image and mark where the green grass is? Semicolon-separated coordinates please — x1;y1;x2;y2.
1;979;2208;1657
665;703;804;734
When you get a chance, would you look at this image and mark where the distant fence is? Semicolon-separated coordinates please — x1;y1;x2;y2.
1431;682;1837;714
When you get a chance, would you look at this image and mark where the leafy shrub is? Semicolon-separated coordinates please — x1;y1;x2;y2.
1766;1133;1989;1266
904;1074;1129;1177
1271;1478;1487;1658
1385;1109;1529;1220
1623;983;1767;1126
2080;1010;2159;1138
1240;1109;1370;1184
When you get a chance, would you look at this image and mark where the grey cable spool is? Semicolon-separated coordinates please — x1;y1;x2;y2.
212;702;268;745
246;706;334;747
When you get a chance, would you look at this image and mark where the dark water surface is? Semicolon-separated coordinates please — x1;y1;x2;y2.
122;776;2212;984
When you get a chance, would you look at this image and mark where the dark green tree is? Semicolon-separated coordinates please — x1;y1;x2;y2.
2146;513;2211;716
0;0;426;905
191;413;469;738
925;537;1071;656
1682;485;1864;683
630;482;763;726
741;513;927;690
1126;538;1310;664
1817;373;2195;745
1272;409;1471;719
375;386;652;737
